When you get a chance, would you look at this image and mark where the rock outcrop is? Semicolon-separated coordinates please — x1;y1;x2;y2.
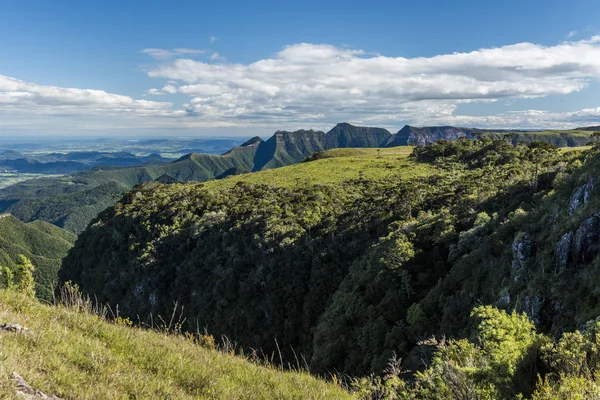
0;322;33;335
511;232;533;270
568;178;595;215
13;372;61;399
523;295;542;324
387;125;471;146
572;211;600;264
555;231;573;271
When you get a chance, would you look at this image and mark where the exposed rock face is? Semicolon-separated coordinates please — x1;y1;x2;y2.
498;292;510;306
555;231;573;271
253;123;391;171
325;123;391;148
511;232;533;270
387;125;470;146
523;295;542;324
569;178;595;215
572;212;600;264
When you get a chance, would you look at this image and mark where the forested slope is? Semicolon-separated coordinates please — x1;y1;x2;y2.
0;214;75;301
60;138;600;383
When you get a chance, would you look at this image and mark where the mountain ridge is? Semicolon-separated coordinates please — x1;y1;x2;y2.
1;123;597;233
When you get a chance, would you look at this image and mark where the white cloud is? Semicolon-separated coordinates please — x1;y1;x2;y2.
208;52;227;62
209;35;219;44
567;31;578;38
0;74;182;117
4;38;600;135
141;48;206;60
420;107;600;130
144;39;600;128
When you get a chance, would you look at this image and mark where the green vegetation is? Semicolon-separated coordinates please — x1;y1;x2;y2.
0;289;351;399
1;255;36;297
9;130;600;398
352;305;600;399
0;123;391;233
3;123;594;234
62;137;593;382
0;215;75;301
207;147;428;188
0;173;64;190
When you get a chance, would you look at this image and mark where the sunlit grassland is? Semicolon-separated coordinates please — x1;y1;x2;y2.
0;173;64;190
0;290;353;399
560;145;592;153
206;146;436;189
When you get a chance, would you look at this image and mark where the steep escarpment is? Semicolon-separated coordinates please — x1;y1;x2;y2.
387;125;594;146
254;123;392;170
1;123;594;234
61;138;598;379
325;123;391;148
387;125;473;146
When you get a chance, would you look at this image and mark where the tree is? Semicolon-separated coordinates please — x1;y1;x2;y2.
14;255;35;297
503;133;515;145
0;266;14;289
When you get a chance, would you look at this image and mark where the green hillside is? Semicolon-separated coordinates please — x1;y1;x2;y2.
1;123;596;234
61;137;593;382
0;123;390;233
207;147;429;188
0;145;260;234
0;289;351;399
253;124;392;170
0;214;75;301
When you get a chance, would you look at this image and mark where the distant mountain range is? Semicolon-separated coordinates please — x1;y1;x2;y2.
0;123;598;233
0;150;174;174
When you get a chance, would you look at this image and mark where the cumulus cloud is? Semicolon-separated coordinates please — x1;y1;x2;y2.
0;74;183;117
141;48;206;60
144;39;600;128
423;107;600;130
209;52;226;61
4;38;600;135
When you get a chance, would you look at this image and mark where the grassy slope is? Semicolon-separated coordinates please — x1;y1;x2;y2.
206;146;427;189
0;215;75;301
0;290;352;400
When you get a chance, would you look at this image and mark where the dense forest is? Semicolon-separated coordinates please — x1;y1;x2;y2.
55;135;600;397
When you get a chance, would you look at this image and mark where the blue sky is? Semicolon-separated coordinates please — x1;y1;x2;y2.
1;0;599;137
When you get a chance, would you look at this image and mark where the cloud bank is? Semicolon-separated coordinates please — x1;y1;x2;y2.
3;37;600;135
